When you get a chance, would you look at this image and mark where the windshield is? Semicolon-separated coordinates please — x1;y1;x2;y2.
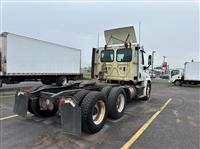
101;50;114;62
171;70;180;76
116;48;132;62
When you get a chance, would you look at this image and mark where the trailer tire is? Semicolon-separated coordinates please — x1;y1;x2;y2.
73;90;89;105
101;86;112;98
56;76;68;86
108;87;127;119
30;98;58;117
81;91;108;134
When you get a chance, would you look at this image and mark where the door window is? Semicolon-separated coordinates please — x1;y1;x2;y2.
101;50;114;62
116;48;132;62
171;70;180;76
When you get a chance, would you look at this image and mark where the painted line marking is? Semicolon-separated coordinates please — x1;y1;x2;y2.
121;98;172;149
0;112;30;121
0;114;18;121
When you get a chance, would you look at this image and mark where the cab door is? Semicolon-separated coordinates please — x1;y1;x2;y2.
138;50;146;82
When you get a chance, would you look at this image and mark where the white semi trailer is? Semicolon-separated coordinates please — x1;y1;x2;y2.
13;26;152;135
0;32;82;87
170;61;200;86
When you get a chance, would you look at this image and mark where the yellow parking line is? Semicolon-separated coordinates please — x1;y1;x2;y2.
121;98;172;149
0;114;18;121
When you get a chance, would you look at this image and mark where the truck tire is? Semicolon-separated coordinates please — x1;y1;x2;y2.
142;83;151;101
73;90;89;105
124;86;137;102
81;91;108;134
30;98;58;117
175;80;181;86
101;86;112;98
56;76;68;86
108;87;127;119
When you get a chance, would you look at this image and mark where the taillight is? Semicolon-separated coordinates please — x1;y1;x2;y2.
59;97;76;107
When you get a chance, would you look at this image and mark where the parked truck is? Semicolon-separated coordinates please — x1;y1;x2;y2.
0;32;82;87
13;26;152;135
169;61;200;86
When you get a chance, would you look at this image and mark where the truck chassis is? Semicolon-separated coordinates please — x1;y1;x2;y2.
13;26;152;135
14;80;151;135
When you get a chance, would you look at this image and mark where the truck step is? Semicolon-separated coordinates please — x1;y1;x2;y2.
138;95;145;99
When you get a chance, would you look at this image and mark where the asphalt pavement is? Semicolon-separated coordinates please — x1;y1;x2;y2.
0;82;199;149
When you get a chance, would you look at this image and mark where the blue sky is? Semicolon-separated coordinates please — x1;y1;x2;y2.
0;1;199;68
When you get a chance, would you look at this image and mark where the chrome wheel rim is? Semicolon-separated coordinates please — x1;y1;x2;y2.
92;100;106;125
116;94;125;113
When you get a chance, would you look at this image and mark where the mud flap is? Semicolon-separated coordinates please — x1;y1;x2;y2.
60;103;81;135
13;90;29;117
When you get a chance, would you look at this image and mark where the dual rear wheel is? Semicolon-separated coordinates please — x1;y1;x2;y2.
28;84;150;134
27;91;108;134
80;87;128;133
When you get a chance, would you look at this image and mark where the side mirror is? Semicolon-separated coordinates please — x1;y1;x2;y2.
148;55;152;65
143;66;147;70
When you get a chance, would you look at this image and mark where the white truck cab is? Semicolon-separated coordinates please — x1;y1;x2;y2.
169;69;184;85
92;26;152;98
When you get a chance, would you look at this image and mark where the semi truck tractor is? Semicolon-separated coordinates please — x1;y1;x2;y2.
0;32;82;87
170;61;200;86
13;26;152;135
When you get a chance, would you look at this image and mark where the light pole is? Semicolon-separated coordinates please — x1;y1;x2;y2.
163;56;166;62
163;56;166;74
151;51;156;78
